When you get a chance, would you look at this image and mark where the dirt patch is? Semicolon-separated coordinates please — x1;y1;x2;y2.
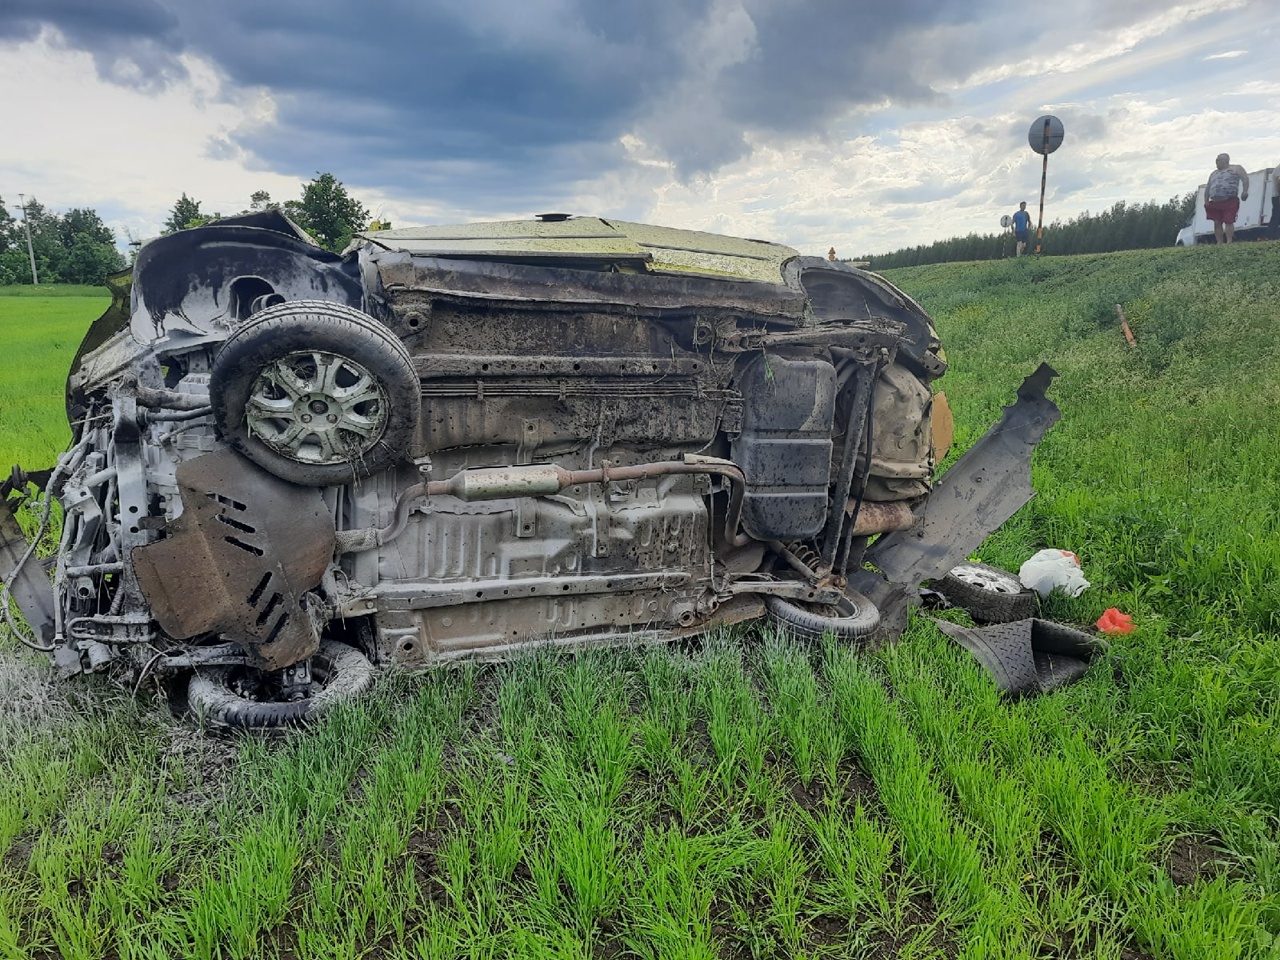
159;721;242;809
1165;833;1233;887
2;838;32;872
0;649;73;747
404;811;456;909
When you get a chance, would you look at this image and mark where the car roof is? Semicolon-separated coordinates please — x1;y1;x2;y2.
356;216;799;285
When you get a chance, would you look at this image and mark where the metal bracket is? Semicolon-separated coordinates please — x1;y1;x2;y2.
725;579;844;605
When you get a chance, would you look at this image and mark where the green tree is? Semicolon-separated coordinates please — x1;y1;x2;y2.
58;232;126;284
58;208;115;248
0;197;124;285
858;191;1199;268
249;190;278;212
283;173;369;252
163;193;204;233
0;196;13;254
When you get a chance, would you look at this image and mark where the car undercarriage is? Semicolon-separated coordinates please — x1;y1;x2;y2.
1;211;1065;727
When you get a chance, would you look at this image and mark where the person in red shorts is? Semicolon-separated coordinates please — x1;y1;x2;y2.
1205;152;1250;244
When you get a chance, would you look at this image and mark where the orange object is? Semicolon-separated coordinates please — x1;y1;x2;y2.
1115;304;1138;348
1096;608;1134;635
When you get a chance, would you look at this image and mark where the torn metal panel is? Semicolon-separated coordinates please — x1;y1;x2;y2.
0;495;56;643
369;249;808;319
361;216;798;284
132;449;335;669
866;363;1060;586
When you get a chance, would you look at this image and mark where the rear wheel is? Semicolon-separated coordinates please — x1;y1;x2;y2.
765;590;880;643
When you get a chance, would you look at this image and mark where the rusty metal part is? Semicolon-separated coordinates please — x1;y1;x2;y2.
722;579;844;605
132;448;335;669
67;612;153;645
147;642;253;672
867;364;1061;586
769;540;819;580
131;380;212;411
820;346;890;570
847;499;915;536
337;455;750;554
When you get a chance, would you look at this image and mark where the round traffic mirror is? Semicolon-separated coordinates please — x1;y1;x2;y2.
1028;116;1065;155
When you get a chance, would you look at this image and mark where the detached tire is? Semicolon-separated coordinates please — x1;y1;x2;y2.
765;590;880;643
211;300;420;486
934;561;1036;624
188;640;375;730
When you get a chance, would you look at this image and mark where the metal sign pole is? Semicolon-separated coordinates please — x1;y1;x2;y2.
1026;115;1063;257
1036;119;1049;254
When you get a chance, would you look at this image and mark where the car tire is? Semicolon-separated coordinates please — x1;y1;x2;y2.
187;640;375;730
765;589;880;643
211;300;420;486
934;561;1037;623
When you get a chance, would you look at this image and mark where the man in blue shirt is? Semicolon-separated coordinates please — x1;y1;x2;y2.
1011;202;1032;256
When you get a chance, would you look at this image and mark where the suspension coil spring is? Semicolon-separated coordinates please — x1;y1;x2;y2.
787;541;822;572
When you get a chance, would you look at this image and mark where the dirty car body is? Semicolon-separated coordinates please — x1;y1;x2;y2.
2;211;1059;725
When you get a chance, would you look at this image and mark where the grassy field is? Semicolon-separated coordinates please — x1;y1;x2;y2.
0;285;109;299
2;246;1279;960
0;292;109;470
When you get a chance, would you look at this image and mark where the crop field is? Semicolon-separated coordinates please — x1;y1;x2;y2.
0;289;109;469
2;243;1279;959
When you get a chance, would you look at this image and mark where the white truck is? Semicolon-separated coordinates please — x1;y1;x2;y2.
1176;167;1277;245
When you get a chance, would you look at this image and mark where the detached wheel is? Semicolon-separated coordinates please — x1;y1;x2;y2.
187;640;375;730
765;590;880;643
211;300;420;486
934;561;1036;623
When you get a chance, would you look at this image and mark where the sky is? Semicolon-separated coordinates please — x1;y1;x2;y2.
1;0;1277;258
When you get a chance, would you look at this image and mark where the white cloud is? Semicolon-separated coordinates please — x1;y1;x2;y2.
0;38;302;240
960;0;1248;88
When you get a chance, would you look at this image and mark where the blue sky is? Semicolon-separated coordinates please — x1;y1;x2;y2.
1;0;1276;256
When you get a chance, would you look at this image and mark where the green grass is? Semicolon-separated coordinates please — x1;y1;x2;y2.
2;244;1280;958
0;294;108;469
0;284;109;298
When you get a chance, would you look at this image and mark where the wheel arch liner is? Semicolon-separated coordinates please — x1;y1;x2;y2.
131;448;336;669
932;617;1108;698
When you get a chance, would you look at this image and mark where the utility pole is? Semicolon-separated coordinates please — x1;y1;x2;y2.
16;194;38;285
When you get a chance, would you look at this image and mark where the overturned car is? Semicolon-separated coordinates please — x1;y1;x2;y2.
1;211;1061;726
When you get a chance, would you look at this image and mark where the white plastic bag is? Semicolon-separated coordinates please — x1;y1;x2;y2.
1018;549;1090;599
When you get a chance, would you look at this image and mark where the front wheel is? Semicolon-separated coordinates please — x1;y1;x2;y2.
187;640;375;730
765;590;880;643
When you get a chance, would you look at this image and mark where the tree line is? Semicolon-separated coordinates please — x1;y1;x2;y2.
857;192;1198;270
0;199;126;285
0;172;373;286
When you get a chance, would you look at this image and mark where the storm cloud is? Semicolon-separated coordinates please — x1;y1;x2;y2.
1;0;1270;250
0;0;1186;206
